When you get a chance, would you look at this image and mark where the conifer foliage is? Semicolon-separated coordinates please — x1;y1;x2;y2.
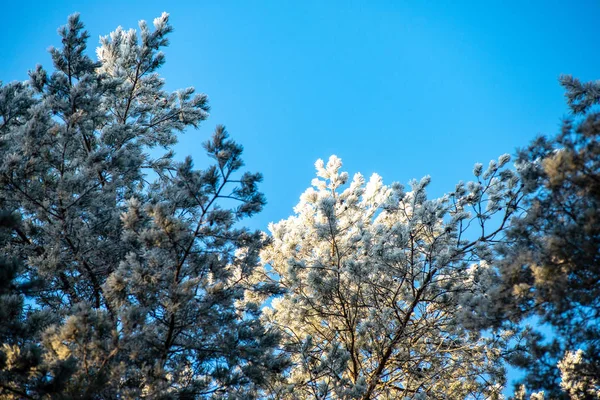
257;155;522;399
2;10;599;400
0;13;284;398
494;75;600;399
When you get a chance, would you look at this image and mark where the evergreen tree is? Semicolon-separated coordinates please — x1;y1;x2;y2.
256;155;523;399
0;210;75;398
0;13;284;398
494;75;600;399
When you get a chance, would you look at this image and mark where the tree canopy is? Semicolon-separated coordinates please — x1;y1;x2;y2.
257;155;520;399
492;75;600;399
0;13;285;399
0;12;598;400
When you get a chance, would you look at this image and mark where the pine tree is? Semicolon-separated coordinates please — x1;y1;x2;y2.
494;75;600;399
0;13;284;398
256;155;522;399
0;210;74;398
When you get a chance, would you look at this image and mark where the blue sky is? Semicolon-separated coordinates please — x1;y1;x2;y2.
2;0;599;233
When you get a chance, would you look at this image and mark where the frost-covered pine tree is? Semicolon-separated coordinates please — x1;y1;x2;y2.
0;13;284;398
492;75;600;399
0;210;67;398
256;155;523;399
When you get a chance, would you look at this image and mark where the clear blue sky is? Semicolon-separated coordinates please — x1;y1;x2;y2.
2;0;599;232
